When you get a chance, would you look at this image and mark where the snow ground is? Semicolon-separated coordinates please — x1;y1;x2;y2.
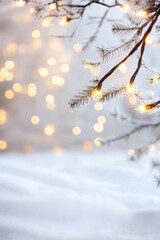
0;150;160;240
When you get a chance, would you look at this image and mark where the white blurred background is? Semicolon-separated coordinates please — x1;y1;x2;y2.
0;0;159;153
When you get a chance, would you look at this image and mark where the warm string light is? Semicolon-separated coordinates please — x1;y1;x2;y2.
16;0;26;7
136;102;158;113
137;10;147;18
59;16;72;26
149;74;160;85
125;83;137;95
120;4;147;19
92;88;103;101
121;4;130;12
48;0;62;14
83;61;93;69
145;35;153;44
136;105;147;113
124;74;160;113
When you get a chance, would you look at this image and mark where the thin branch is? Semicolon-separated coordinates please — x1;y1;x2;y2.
98;8;160;88
101;121;160;145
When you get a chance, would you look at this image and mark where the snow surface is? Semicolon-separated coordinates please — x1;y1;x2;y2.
0;151;160;240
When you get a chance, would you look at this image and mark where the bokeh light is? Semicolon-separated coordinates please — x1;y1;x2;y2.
38;68;48;77
13;83;22;93
31;115;40;125
28;83;37;97
5;60;15;70
72;126;81;136
45;95;55;104
5;90;14;99
61;64;70;73
94;102;104;111
0;110;7;125
47;57;56;66
93;123;104;133
73;43;82;52
44;124;55;136
32;30;41;39
0;140;8;150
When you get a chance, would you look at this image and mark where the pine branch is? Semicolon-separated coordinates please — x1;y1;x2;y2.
147;73;160;85
112;23;138;36
31;1;47;18
98;9;160;87
156;25;160;31
129;134;160;160
69;85;97;110
97;40;134;62
100;85;126;103
100;121;160;145
82;60;101;69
